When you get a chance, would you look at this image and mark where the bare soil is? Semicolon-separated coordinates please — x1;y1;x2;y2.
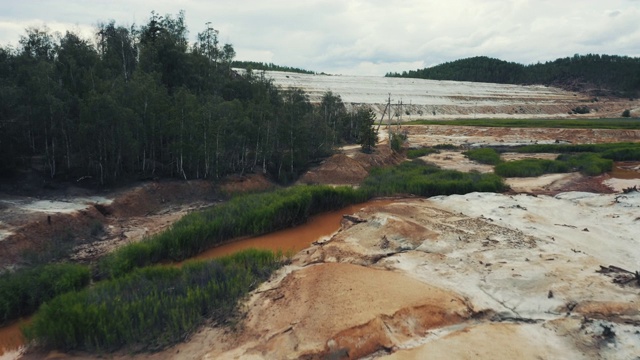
0;174;273;270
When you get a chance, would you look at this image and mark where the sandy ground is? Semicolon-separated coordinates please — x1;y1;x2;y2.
404;125;640;148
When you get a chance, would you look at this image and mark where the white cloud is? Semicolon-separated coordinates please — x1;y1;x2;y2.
0;0;638;75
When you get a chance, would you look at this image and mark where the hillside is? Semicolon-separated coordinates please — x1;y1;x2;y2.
386;55;640;97
263;70;639;120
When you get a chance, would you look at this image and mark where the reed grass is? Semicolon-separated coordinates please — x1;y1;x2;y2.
24;249;282;352
494;154;613;177
361;160;507;196
494;158;569;177
0;263;90;324
514;142;640;154
463;148;502;165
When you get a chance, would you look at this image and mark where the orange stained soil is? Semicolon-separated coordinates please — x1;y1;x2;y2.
0;319;29;356
184;199;396;262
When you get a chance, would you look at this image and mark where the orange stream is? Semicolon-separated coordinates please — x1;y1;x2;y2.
182;199;394;263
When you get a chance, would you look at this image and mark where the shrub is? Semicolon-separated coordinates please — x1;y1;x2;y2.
463;148;502;165
0;263;90;324
622;109;631;118
25;249;283;352
433;144;458;150
600;147;640;161
558;153;613;176
390;132;406;152
571;106;590;114
407;147;438;159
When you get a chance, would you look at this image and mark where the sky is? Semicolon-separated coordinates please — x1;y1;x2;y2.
0;0;639;76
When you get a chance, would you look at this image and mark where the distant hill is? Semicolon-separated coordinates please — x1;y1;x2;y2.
386;55;640;97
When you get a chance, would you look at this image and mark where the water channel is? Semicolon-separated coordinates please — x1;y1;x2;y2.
0;199;394;356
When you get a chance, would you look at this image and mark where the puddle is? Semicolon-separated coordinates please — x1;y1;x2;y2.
610;162;640;180
18;197;112;214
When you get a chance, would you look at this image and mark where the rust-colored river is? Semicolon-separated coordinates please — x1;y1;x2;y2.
0;199;394;356
182;199;394;262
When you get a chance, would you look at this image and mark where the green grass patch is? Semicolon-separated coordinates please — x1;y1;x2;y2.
0;263;90;324
362;160;507;196
463;148;503;165
494;158;569;177
406;118;640;129
511;142;638;174
495;154;613;177
407;147;438;159
24;249;282;352
515;142;640;155
558;153;613;176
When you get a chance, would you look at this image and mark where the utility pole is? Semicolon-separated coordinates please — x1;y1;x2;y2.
376;93;392;139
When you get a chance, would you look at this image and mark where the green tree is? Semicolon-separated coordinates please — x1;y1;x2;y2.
319;91;348;146
96;21;137;82
355;107;378;153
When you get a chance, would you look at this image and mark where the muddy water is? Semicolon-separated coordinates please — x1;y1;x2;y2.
610;162;640;179
185;199;395;262
0;319;28;356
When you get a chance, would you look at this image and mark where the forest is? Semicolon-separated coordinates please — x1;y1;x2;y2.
0;11;373;185
386;55;640;96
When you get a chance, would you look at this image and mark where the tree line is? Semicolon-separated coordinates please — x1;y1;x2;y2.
386;54;640;97
231;61;317;75
0;11;376;185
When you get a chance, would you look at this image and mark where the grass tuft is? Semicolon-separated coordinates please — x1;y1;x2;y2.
24;249;282;352
0;263;90;325
463;148;502;165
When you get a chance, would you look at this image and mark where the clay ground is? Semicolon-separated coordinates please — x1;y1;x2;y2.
0;175;273;271
4;124;640;360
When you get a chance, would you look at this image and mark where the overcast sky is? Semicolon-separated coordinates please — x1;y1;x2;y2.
1;0;639;76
